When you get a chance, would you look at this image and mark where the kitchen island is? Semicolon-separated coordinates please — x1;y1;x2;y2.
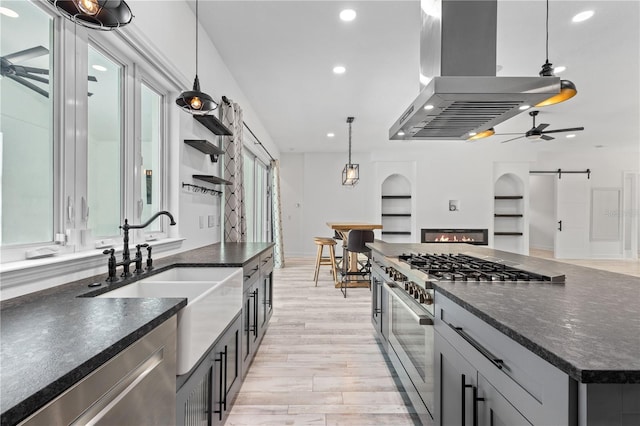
368;241;640;425
0;242;273;426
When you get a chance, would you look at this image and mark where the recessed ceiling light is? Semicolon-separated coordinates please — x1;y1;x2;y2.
572;10;594;23
519;105;530;110
327;133;335;138
424;104;434;110
398;131;405;136
469;132;477;136
565;134;576;138
0;7;19;18
92;64;107;72
339;9;356;22
333;65;346;74
594;145;605;148
554;66;566;74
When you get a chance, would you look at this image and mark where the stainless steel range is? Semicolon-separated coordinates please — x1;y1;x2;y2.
371;251;565;425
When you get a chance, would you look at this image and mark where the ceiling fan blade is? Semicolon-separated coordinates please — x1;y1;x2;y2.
541;127;585;134
500;135;525;144
540;135;554;141
493;132;523;136
532;123;550;132
20;66;49;75
6;75;49;98
14;70;49;84
3;46;49;63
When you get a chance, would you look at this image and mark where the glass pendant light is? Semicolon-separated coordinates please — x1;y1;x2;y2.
535;0;577;107
342;117;359;186
175;0;217;115
48;0;133;30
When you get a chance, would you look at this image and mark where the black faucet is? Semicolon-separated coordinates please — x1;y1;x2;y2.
104;211;176;281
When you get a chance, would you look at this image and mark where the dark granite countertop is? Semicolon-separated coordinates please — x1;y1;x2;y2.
0;242;273;425
368;241;640;384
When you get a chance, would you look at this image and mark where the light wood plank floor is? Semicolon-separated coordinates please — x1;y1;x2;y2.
529;248;640;277
227;257;424;426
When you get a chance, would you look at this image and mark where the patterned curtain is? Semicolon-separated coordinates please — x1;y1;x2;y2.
271;159;285;268
221;99;246;242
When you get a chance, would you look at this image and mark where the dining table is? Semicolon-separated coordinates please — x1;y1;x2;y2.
326;222;383;288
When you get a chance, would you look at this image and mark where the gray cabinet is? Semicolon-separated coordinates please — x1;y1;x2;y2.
434;292;571;426
176;314;242;426
20;318;177;426
371;272;389;346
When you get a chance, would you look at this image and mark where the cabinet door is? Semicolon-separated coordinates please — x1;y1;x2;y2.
263;270;273;320
213;316;241;426
242;286;255;366
177;362;213;426
258;277;267;333
435;332;477;426
477;374;532;426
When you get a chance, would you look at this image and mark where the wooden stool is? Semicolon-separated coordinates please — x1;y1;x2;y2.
313;237;338;286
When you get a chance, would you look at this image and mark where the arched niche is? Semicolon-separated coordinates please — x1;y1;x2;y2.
381;174;412;242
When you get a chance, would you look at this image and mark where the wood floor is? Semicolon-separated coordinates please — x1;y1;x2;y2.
227;257;423;426
529;248;640;277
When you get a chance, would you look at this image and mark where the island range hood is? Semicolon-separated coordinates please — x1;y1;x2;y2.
389;0;560;140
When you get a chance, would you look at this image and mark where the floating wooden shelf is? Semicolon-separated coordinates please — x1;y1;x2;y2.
493;232;523;236
194;115;233;136
184;139;224;162
382;195;411;199
382;231;412;235
381;213;411;217
193;174;232;185
494;214;524;218
494;195;523;200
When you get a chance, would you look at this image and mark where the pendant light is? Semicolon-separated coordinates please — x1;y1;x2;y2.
48;0;133;30
467;128;495;141
175;0;217;115
342;117;359;186
535;0;577;107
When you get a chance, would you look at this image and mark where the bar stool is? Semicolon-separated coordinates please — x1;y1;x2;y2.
313;237;338;286
341;230;374;298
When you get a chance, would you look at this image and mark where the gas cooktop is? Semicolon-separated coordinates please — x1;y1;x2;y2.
398;253;565;283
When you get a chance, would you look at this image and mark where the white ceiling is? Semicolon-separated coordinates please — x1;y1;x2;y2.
196;0;639;155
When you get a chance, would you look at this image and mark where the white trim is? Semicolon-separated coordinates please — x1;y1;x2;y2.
0;238;185;300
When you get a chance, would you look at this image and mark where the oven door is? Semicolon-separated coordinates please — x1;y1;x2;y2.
387;282;434;419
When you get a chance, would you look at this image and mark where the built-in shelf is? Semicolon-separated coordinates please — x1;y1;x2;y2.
194;115;233;136
382;195;411;199
494;214;523;218
184;139;224;162
494;232;523;236
381;213;411;217
494;195;523;200
193;174;232;185
382;231;412;235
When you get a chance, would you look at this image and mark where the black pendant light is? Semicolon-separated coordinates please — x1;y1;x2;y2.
535;0;577;107
342;117;359;186
176;0;217;115
48;0;133;30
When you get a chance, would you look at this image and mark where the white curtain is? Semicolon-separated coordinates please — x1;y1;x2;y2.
271;159;285;267
221;98;246;242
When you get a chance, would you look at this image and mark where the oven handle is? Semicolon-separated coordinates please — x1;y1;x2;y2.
385;282;433;325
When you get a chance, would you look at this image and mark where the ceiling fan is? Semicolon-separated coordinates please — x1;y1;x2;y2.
1;46;97;98
499;111;584;143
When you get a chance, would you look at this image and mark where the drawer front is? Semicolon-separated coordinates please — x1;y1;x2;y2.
435;292;570;426
243;258;260;290
259;248;274;264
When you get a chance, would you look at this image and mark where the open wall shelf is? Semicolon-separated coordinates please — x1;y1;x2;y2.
184;139;224;162
494;232;524;236
194;115;233;136
193;175;232;185
382;231;412;235
382;195;411;199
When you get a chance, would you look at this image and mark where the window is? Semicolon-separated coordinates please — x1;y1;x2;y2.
139;83;163;232
1;2;175;264
87;45;122;238
242;143;271;243
1;0;55;246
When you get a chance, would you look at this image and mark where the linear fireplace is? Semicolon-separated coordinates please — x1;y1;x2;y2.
421;228;489;245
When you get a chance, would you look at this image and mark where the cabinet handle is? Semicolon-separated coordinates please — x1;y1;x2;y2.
446;321;504;370
461;374;473;426
253;289;259;338
558;220;563;231
213;353;223;419
472;386;485;426
222;345;228;412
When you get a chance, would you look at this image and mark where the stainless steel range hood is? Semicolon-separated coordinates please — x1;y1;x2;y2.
389;0;560;140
